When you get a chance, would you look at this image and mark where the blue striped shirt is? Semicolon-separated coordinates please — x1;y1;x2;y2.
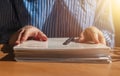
0;0;115;47
22;0;96;37
21;0;114;47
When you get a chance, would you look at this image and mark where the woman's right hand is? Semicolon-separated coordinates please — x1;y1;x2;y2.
9;25;47;45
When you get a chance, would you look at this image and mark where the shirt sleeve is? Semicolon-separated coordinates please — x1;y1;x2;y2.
0;0;21;44
93;0;115;48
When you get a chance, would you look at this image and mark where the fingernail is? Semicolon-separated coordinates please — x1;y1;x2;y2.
15;41;20;45
43;37;47;41
42;35;48;41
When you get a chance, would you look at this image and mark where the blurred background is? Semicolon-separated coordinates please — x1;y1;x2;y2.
112;0;120;47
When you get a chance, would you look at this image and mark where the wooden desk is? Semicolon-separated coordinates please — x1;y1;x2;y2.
0;45;120;76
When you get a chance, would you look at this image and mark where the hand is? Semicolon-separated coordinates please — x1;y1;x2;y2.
78;26;106;45
9;25;47;45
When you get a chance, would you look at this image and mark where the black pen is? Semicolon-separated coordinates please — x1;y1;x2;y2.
63;37;74;45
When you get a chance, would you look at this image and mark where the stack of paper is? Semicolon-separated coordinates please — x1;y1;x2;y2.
14;38;111;63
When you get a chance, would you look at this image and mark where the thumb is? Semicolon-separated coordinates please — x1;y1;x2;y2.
78;32;85;43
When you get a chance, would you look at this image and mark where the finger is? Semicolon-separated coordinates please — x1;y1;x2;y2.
90;32;99;44
98;33;106;45
80;29;93;43
78;32;85;43
99;37;106;45
15;29;25;44
37;32;48;41
20;30;30;43
79;32;84;40
79;38;86;43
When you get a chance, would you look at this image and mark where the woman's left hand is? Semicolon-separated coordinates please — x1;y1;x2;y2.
78;26;106;45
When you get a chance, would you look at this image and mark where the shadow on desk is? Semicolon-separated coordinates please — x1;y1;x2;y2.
0;44;15;61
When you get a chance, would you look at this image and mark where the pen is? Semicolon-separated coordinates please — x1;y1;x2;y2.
63;37;74;45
